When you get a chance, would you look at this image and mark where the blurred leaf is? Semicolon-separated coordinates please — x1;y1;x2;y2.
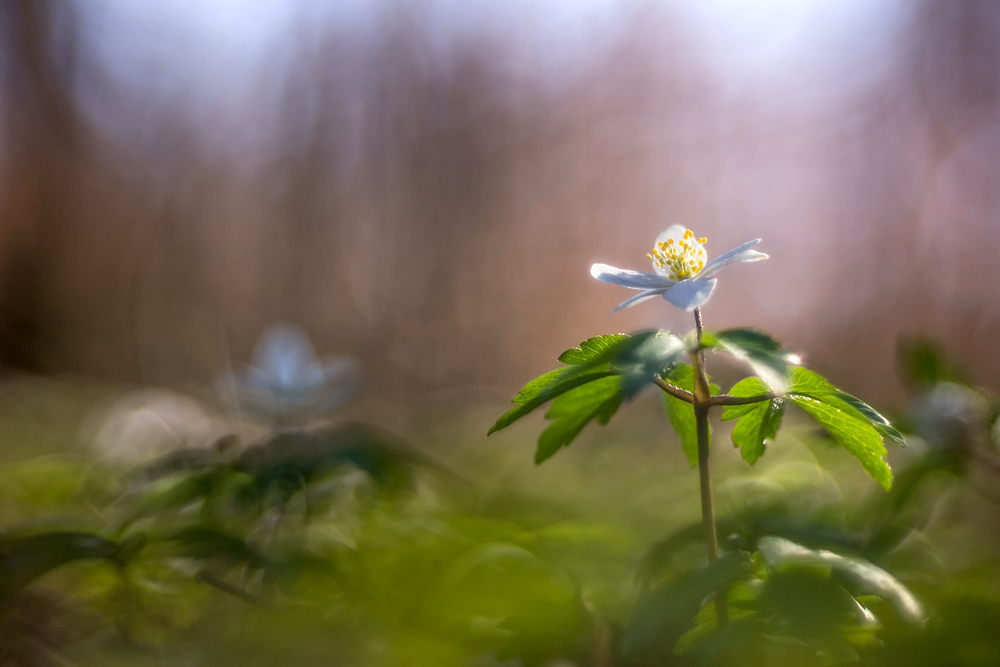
0;531;127;605
701;328;795;391
168;526;268;570
624;551;754;659
239;423;420;494
897;336;964;389
674;580;759;654
758;537;926;627
787;395;892;490
611;331;686;398
537;376;624;464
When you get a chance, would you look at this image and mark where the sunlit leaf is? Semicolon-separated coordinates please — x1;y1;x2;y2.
787;367;905;456
787;366;838;396
556;334;630;365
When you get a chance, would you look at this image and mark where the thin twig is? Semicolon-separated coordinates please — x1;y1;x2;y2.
653;377;695;403
195;571;267;606
710;392;777;407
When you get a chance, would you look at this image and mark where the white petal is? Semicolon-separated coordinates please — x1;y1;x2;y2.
655;224;688;246
610;287;670;314
251;323;320;388
699;240;768;279
591;263;675;290
662;278;717;311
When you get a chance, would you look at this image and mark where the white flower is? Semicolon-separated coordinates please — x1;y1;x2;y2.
590;225;768;312
221;323;362;424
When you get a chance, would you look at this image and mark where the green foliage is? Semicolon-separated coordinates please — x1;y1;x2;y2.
537;376;623;463
556;333;630;364
757;537;925;627
661;365;719;467
700;328;796;390
0;531;137;608
783;367;900;489
897;336;965;389
490;332;687;463
624;551;755;659
789;396;891;489
637;537;924;663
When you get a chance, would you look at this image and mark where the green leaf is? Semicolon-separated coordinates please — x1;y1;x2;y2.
662;366;698;467
721;377;784;465
731;400;785;465
557;334;630;365
536;376;624;463
701;328;795;391
493;331;688;459
512;368;570;404
787;395;892;489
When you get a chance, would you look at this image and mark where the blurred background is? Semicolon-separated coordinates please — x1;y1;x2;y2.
2;0;1000;404
2;1;1000;666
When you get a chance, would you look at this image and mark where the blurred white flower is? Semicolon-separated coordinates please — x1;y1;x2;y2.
86;389;224;463
591;225;768;312
222;323;362;424
909;382;987;453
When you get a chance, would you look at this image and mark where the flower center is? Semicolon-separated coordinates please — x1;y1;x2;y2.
647;229;707;280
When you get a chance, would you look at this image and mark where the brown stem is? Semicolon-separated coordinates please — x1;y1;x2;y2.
691;307;719;561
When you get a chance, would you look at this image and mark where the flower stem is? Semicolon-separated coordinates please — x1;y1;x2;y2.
691;307;719;561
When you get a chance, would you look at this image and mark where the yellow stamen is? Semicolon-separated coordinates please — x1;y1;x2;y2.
648;228;709;281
